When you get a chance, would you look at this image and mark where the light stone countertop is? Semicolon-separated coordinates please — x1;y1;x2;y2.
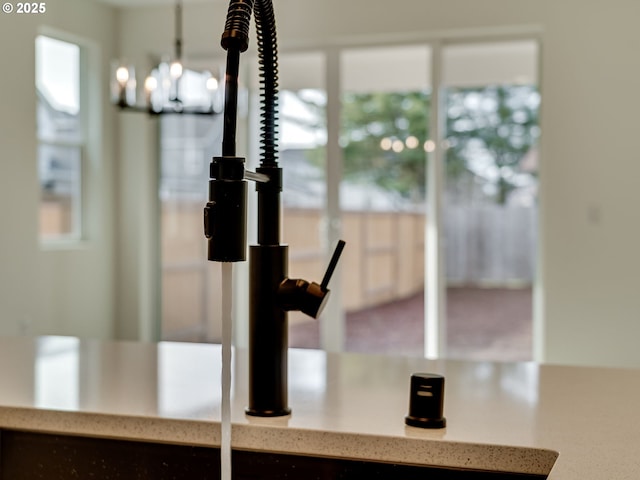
0;335;639;478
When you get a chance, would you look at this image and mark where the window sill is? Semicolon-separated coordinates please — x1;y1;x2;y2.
39;237;89;251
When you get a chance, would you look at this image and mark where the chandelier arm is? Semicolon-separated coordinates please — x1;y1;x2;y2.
174;0;183;61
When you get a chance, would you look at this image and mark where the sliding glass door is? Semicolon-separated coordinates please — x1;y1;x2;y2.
337;45;431;356
156;36;540;363
441;40;540;361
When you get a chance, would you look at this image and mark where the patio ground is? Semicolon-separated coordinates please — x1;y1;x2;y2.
289;287;533;362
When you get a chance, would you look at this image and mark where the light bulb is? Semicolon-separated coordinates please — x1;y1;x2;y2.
206;77;219;91
116;66;129;85
170;61;183;79
144;76;158;92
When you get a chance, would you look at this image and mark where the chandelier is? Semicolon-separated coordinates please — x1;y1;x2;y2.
110;0;220;115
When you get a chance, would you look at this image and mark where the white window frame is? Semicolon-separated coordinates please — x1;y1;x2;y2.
36;31;87;246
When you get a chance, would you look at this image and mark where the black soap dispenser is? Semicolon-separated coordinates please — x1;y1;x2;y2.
405;373;446;429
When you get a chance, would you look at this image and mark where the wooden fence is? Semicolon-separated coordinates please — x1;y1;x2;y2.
161;206;426;341
444;204;537;286
159;203;536;341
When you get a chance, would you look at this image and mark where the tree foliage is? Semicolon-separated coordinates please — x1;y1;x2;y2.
293;84;540;207
337;85;539;206
445;85;540;204
340;91;430;202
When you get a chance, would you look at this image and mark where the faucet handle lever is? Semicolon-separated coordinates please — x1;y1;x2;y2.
278;240;346;319
321;240;346;291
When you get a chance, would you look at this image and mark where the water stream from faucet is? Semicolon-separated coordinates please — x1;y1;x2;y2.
221;262;233;480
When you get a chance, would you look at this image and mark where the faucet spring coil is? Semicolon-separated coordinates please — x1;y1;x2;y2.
255;0;279;167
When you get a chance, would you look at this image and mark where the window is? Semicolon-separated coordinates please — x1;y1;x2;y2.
36;35;83;241
441;40;539;361
154;38;540;363
276;52;327;347
338;45;431;356
284;40;540;361
160;114;223;341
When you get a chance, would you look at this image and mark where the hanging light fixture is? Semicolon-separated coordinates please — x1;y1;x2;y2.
110;0;221;115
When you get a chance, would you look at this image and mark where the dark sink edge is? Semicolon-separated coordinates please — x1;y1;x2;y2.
1;429;553;479
233;447;552;479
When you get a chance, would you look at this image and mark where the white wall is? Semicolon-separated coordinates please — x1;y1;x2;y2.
0;0;118;338
115;113;160;341
538;1;640;367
